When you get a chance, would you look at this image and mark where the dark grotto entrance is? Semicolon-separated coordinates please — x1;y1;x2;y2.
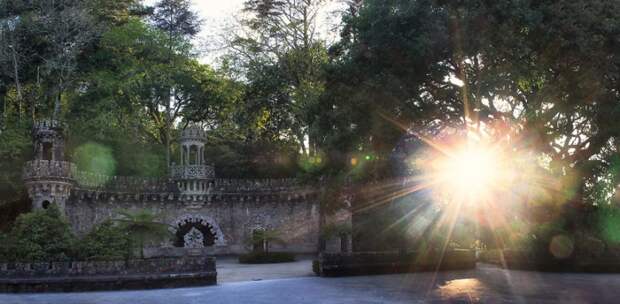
174;221;217;248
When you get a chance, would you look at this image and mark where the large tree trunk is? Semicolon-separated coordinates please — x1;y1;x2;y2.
165;91;172;171
53;78;63;120
11;46;23;120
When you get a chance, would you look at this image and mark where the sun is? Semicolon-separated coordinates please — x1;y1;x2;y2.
446;146;501;196
427;139;514;207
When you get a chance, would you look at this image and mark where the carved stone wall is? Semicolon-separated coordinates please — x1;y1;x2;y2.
170;165;215;180
64;185;320;255
22;121;326;255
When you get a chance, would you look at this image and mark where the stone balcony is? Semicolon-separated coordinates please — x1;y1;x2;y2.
22;160;76;181
170;164;215;180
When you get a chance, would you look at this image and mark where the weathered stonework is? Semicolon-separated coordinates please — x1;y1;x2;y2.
0;257;217;292
23;121;322;255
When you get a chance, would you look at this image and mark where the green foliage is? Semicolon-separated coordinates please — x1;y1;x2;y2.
321;0;620;187
0;207;171;262
75;220;133;261
0;120;31;201
0;233;10;261
594;206;620;245
245;229;285;254
0;198;30;232
115;209;171;258
2;205;76;262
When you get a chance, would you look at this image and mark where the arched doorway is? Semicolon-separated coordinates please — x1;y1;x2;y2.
174;221;216;248
171;215;226;248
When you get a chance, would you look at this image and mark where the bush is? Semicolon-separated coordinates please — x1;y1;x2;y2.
0;233;12;261
238;252;296;264
75;220;133;261
312;259;320;275
6;205;76;262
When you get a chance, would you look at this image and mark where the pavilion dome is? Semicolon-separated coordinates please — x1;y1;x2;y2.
180;125;207;143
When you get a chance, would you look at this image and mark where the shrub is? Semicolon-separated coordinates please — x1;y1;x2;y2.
312;259;320;275
244;229;285;254
0;233;13;261
75;220;133;261
7;205;76;262
238;252;296;264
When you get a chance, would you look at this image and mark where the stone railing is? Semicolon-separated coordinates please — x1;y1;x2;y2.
22;160;76;180
170;164;215;180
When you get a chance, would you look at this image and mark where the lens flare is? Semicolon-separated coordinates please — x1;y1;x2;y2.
429;141;514;206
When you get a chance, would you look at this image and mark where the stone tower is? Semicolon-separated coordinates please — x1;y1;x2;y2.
22;119;75;211
170;125;215;205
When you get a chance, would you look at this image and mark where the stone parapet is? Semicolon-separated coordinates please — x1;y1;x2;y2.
22;160;76;181
71;188;316;204
0;257;216;292
0;257;215;278
213;178;300;192
73;171;174;193
314;250;476;277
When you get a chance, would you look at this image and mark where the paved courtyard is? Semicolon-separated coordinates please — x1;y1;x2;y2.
216;256;315;283
3;264;620;303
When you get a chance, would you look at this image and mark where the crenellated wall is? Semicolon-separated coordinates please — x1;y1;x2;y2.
63;180;320;255
21;166;320;254
22;120;328;256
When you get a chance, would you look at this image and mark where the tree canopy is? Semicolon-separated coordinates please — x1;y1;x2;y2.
1;0;619;223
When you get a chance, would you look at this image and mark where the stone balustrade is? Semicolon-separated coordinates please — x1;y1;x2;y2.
170;164;215;180
22;160;76;180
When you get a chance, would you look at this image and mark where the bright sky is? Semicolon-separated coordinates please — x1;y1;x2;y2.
144;0;344;65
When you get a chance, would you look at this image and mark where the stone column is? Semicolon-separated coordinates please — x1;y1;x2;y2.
179;145;185;166
185;145;190;165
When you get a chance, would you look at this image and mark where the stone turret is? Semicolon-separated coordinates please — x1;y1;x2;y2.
170;125;215;203
23;119;75;211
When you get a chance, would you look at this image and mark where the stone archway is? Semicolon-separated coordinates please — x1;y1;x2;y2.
170;214;226;247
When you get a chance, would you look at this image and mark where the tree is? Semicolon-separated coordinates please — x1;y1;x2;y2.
67;17;235;176
322;0;620;186
317;0;620;252
227;0;331;156
0;118;31;202
149;0;201;168
115;209;171;259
